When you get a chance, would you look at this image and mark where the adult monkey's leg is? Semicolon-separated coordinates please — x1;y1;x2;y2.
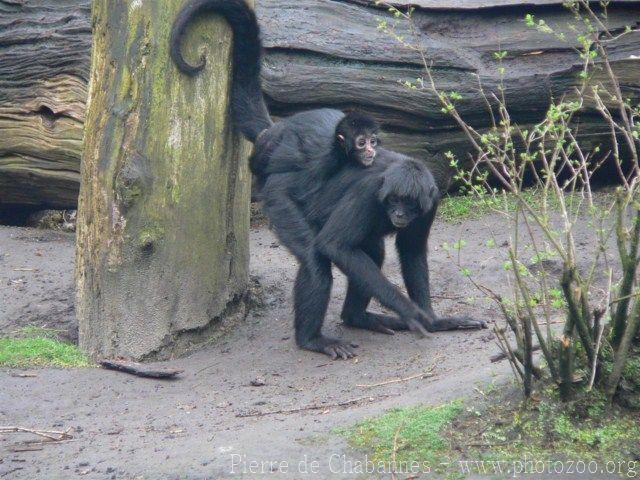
261;174;317;264
341;239;408;334
262;176;357;359
293;253;357;359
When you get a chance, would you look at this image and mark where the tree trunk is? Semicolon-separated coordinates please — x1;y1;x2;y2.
76;0;252;361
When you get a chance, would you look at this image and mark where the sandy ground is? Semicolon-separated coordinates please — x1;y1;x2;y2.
0;211;614;479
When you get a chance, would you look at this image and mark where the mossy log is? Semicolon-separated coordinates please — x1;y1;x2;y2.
76;0;252;360
1;0;639;206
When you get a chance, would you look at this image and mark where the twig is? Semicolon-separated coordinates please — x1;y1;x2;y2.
536;320;566;326
1;467;24;478
430;293;467;301
0;427;72;442
10;446;44;452
194;361;221;376
235;394;395;418
391;422;405;480
356;369;436;388
20;439;76;447
588;317;605;391
356;355;442;388
100;359;183;379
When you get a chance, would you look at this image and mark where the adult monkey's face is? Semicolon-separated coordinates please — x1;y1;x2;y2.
384;194;421;228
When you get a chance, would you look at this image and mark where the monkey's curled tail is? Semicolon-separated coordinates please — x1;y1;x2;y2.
170;0;273;142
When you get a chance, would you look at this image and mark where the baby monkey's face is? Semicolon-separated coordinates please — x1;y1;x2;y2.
353;132;378;166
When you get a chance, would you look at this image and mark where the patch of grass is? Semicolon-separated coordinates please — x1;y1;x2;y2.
15;325;64;340
437;188;615;223
339;388;639;479
444;389;640;477
342;401;463;472
438;189;555;223
0;336;91;368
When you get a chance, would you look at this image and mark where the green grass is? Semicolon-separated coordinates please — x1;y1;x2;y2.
341;401;463;472
465;390;640;471
339;388;639;479
437;188;616;223
438;189;556;223
0;336;91;368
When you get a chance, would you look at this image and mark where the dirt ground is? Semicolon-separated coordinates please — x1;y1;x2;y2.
0;210;612;479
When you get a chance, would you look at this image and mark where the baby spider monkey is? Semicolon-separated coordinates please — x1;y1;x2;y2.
335;111;380;167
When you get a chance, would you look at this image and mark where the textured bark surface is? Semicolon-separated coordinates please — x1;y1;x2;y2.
0;0;90;207
76;0;252;360
1;0;639;205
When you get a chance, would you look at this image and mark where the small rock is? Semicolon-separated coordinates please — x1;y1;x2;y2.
250;377;266;387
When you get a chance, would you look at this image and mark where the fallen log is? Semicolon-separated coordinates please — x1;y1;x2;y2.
1;0;639;207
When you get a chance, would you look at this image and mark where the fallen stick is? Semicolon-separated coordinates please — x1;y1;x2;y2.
100;359;183;379
1;467;24;478
356;370;436;388
356;355;442;389
236;394;395;418
10;446;44;453
0;427;72;442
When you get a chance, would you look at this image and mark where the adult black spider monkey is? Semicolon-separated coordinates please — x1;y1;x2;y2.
170;0;486;359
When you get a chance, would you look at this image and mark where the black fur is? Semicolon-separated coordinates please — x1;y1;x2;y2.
260;150;486;358
335;111;379;143
170;0;272;141
378;158;436;213
170;0;486;359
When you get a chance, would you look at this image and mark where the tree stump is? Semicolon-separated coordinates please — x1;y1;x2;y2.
76;0;252;360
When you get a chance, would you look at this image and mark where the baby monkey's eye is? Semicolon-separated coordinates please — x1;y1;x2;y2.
370;135;378;147
355;136;367;149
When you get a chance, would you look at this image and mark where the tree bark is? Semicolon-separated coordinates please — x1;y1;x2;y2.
0;0;90;208
76;0;252;360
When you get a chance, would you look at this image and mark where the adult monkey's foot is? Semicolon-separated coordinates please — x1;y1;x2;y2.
300;335;358;360
343;312;410;335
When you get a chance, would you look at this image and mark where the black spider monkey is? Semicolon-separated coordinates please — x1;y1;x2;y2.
248;110;379;194
170;0;486;359
290;153;486;358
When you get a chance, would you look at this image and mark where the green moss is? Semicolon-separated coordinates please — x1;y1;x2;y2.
341;401;463;470
118;65;132;101
138;225;165;249
0;337;91;368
